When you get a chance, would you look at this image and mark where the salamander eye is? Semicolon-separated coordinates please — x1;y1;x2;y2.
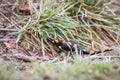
55;40;59;43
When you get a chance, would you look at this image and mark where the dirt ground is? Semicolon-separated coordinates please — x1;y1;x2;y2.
0;0;120;80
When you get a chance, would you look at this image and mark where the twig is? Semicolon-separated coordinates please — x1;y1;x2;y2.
104;5;116;16
36;0;43;21
0;4;16;7
16;17;32;43
0;39;16;42
13;54;50;62
0;12;13;24
0;28;19;31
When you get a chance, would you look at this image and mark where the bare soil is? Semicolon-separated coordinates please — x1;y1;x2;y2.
0;0;120;80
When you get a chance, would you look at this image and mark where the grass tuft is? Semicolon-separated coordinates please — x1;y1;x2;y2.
12;0;120;56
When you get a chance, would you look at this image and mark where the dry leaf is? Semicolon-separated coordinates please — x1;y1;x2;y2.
3;40;16;48
18;0;31;15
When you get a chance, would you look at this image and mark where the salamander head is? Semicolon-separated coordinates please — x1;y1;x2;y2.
47;36;53;42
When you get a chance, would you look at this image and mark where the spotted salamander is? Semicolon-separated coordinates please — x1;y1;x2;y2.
47;36;112;55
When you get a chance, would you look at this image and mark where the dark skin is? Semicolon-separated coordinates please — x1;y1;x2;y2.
47;36;112;55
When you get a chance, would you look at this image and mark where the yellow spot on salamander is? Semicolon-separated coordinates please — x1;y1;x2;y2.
62;40;65;43
58;46;62;49
55;40;59;43
90;50;95;55
52;40;54;43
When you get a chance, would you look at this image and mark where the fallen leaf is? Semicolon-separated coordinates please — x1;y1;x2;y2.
3;40;16;48
18;0;31;15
